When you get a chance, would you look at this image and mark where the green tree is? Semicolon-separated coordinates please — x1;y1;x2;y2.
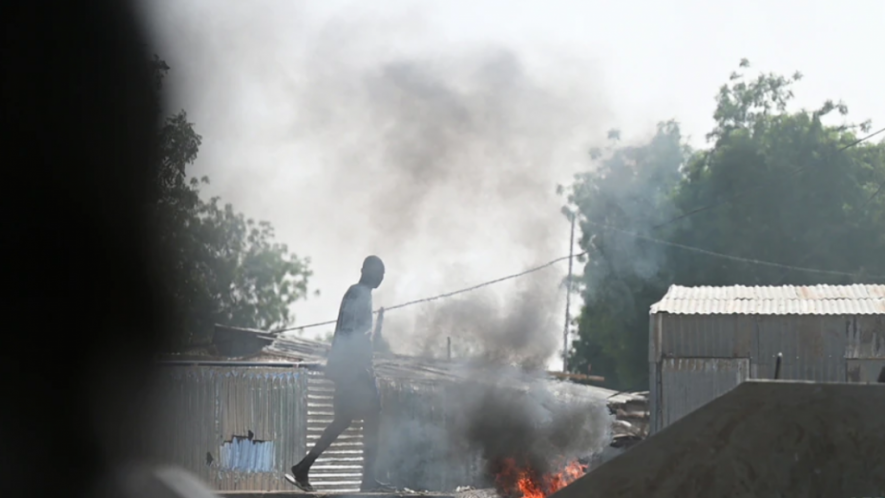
669;60;885;287
151;57;313;348
565;60;885;390
564;122;689;390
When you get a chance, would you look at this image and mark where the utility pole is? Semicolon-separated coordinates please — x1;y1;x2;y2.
563;213;576;373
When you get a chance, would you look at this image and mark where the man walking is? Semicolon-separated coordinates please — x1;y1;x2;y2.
286;256;391;492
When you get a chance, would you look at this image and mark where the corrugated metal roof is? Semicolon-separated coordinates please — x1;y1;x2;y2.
650;284;885;315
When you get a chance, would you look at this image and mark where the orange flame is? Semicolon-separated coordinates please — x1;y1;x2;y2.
495;458;587;498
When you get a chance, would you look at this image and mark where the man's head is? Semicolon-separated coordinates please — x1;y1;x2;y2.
360;255;385;289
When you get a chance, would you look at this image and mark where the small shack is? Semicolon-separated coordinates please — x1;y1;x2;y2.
648;284;885;434
148;326;647;493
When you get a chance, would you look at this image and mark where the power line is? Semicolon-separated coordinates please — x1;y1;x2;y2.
273;252;587;334
770;176;885;285
383;255;582;312
273;127;885;334
652;126;885;230
273;218;884;334
863;180;885;208
587;220;885;280
839;126;885;151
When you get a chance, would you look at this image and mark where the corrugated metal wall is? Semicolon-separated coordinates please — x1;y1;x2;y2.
149;364;489;492
149;364;309;491
305;370;365;493
659;358;749;428
650;314;885;434
847;358;885;382
376;378;486;492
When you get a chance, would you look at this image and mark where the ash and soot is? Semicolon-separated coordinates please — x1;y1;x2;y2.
390;270;607;496
378;273;608;495
450;370;603;497
145;4;612;493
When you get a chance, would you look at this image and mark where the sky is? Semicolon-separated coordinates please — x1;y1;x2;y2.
140;0;885;369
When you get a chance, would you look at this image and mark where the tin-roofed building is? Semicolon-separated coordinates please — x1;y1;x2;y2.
148;325;645;493
648;284;885;434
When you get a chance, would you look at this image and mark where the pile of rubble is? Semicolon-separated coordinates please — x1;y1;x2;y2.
607;391;649;449
454;487;499;498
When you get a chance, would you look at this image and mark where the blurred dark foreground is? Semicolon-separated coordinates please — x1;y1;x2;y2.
3;1;197;497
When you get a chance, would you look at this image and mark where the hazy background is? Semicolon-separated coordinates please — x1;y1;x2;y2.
140;0;885;369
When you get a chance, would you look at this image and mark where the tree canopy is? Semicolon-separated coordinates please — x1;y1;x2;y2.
151;57;313;349
565;59;885;390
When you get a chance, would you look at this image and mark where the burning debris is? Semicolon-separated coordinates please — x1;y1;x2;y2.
452;456;589;498
607;391;649;449
441;367;607;497
493;457;587;498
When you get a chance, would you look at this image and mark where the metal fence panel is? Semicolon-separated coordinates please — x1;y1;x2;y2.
377;377;485;492
149;365;308;491
753;316;847;381
660;358;749;428
305;370;363;493
659;315;753;358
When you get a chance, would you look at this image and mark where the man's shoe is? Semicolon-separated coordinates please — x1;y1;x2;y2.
284;463;315;493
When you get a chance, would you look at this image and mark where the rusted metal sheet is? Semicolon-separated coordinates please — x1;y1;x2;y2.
846;315;885;358
651;284;885;315
658;358;749;429
847;358;885;383
148;365;309;491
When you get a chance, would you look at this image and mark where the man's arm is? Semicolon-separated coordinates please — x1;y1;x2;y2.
371;307;384;340
371;307;392;353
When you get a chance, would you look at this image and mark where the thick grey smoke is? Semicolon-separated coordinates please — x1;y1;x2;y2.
288;36;608;362
411;270;561;369
293;43;606;361
292;47;582;245
143;1;614;489
378;369;612;491
143;1;610;361
452;372;611;482
568;124;685;310
382;365;611;491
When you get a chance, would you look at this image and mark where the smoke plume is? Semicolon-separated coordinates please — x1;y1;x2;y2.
378;367;612;490
143;1;611;365
568;123;685;311
411;271;562;369
288;33;609;363
143;1;614;489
